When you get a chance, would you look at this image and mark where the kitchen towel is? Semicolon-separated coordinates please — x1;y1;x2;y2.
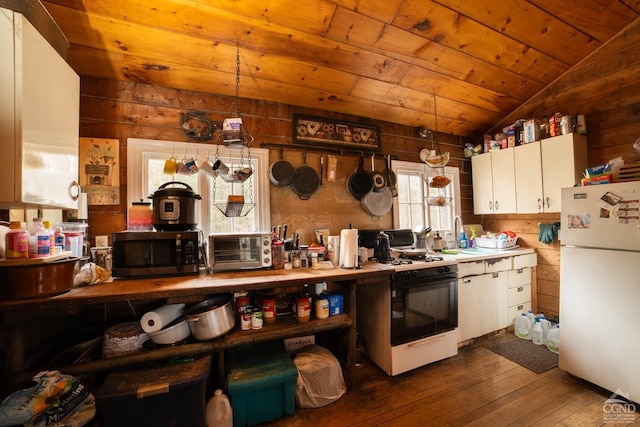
339;228;358;268
140;303;186;333
538;223;558;244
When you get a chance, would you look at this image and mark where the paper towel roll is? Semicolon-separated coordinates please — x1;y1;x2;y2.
77;192;88;220
140;303;186;333
339;229;358;268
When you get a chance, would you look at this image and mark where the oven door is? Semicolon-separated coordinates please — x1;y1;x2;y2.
391;274;458;346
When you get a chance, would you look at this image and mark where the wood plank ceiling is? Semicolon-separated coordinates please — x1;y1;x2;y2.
42;0;640;139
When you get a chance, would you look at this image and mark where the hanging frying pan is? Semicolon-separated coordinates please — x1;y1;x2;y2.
361;186;393;217
370;154;386;192
268;148;295;187
291;152;320;200
385;154;398;197
347;154;374;200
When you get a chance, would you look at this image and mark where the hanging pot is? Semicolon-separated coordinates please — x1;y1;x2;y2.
291;153;320;200
384;155;398;197
268;148;295;187
361;186;393;217
149;181;202;231
347;154;373;200
370;154;386;192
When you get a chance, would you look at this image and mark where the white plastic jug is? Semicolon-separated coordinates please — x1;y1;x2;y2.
514;313;532;340
547;325;560;354
206;389;233;427
539;316;551;345
532;318;544;345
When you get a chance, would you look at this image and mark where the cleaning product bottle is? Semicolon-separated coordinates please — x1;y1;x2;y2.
469;226;477;248
547;325;560;354
458;227;468;249
532;318;544;345
514;313;532;340
206;389;233;427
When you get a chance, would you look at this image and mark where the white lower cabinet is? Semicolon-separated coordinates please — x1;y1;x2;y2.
457;253;536;343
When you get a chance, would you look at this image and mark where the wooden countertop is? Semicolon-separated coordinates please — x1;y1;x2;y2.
0;262;394;312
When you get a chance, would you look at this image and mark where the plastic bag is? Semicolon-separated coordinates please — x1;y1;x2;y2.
293;345;346;408
0;370;94;427
73;262;112;287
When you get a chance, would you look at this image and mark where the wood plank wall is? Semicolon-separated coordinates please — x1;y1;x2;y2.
79;17;640;322
79;77;474;246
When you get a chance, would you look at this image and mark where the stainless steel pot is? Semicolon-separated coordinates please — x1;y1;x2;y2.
148;317;191;345
185;294;235;341
149;181;201;231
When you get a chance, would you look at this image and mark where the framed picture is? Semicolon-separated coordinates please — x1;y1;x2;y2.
79;137;121;205
293;113;381;152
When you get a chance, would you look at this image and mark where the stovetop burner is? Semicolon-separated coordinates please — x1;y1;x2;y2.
382;258;413;266
397;253;444;262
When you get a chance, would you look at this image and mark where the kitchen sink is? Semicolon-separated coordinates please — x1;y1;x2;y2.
458;247;498;255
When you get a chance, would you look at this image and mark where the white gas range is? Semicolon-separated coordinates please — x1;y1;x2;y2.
358;229;459;376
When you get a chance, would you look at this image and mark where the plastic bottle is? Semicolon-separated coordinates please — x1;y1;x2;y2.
469;226;477;248
458;228;468;249
525;310;536;337
5;221;29;259
547;325;560;354
532;318;544;345
206;389;233;427
53;226;66;252
514;313;532;340
28;218;50;258
539;315;551;345
43;220;55;253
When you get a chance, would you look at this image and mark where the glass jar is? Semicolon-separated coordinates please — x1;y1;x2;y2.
128;199;154;231
262;298;276;324
296;296;311;323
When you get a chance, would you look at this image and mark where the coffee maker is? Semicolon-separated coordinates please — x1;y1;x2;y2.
373;231;392;263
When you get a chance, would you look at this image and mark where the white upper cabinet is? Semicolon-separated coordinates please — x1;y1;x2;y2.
471;148;517;214
0;8;80;209
514;133;588;213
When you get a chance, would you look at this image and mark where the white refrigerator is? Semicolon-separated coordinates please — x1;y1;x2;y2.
560;181;640;403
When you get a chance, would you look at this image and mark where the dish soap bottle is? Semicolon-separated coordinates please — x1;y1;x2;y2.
458;228;468;249
469;226;477;248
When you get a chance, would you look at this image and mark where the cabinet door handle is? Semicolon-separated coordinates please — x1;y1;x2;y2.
489;201;493;211
517;304;524;310
495;201;500;211
464;279;471;283
517;286;524;292
537;198;542;210
546;197;550;209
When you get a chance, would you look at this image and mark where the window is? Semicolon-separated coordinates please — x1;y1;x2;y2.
127;138;270;236
392;161;461;247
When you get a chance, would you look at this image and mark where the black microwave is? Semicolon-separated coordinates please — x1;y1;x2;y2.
111;231;200;277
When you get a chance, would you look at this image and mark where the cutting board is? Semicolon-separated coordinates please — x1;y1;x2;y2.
0;251;75;267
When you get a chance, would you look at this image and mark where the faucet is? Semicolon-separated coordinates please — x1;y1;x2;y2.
454;215;465;249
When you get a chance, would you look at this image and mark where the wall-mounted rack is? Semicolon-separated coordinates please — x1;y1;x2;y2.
259;142;397;160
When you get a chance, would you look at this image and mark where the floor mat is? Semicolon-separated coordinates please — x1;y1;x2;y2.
487;337;558;373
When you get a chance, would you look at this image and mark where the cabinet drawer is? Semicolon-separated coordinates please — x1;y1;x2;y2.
508;267;531;288
507;302;532;326
458;260;485;277
485;256;512;273
508;284;531;307
513;252;537;269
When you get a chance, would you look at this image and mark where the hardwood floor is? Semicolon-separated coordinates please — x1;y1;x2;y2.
262;333;638;427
